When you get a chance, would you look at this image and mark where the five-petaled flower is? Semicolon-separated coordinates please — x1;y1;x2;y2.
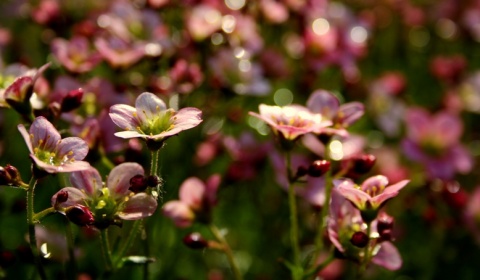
18;116;90;174
109;92;202;149
249;104;331;143
51;162;158;229
336;175;409;221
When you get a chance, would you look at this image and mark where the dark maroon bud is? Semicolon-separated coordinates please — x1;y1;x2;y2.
61;88;84;112
352;154;376;174
350;231;369;248
295;166;308;178
378;229;393;242
147;175;160;187
0;164;25;186
183;232;208;249
377;215;394;235
56;190;69;204
308;160;331;177
129;174;148;193
66;205;94;226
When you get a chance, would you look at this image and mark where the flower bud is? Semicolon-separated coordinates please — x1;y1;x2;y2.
351;154;376;175
66;205;94;226
0;164;26;187
56;190;69;204
295;165;308;178
147;175;160;187
308;160;330;177
61;88;84;112
183;232;208;249
350;231;369;248
129;174;148;193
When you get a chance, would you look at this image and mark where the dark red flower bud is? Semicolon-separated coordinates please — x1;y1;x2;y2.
350;231;369;248
147;175;160;187
56;190;69;204
0;250;16;267
377;215;394;235
66;205;94;226
183;232;208;249
308;160;331;177
129;174;148;193
61;88;84;113
351;154;376;174
295;166;308;178
0;164;25;186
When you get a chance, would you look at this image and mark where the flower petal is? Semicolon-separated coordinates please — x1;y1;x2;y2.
307;90;340;120
109;104;140;131
114;130;145;139
371;180;409;208
405;108;430;142
32;155;91;173
57;137;89;161
179;177;206;210
70;167;103;195
135;92;167;124
371;241;402;270
338;102;364;126
162;201;195;228
118;193;158;220
337;181;371;209
432;112;462;147
51;187;88;209
18;123;33;153
30;116;61;151
107;162;144;196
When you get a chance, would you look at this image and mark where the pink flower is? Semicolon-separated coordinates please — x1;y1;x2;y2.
249;104;331;142
163;175;220;228
306;89;364;137
18;116;90;174
109;92;202;147
51;36;102;73
401;108;473;180
51;163;157;228
328;189;402;270
336;175;409;212
94;36;146;69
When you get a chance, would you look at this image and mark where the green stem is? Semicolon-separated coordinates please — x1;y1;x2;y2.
65;219;77;280
209;224;243;280
26;177;47;280
285;152;302;279
113;220;143;269
359;223;372;276
312;142;333;266
100;229;113;271
32;207;56;222
150;150;160;176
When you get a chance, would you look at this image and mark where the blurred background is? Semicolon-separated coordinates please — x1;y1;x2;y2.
1;0;480;279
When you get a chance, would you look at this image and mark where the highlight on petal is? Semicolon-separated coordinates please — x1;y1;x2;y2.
118;193;158;220
107;162;144;196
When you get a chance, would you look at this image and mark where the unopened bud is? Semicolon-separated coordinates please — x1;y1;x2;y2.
56;190;69;204
147;175;160;187
295;166;308;178
183;232;208;249
350;231;369;248
0;164;25;186
61;88;84;112
129;174;148;193
66;205;94;226
351;154;376;174
308;160;330;177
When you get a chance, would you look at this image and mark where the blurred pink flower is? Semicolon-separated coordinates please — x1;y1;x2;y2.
307;89;364;137
51;36;102;73
186;5;222;41
401;108;473;180
18;116;90;174
94;36;146;69
51;163;157;228
163;175;221;228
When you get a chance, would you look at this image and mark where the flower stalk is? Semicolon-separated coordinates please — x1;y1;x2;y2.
209;224;243;280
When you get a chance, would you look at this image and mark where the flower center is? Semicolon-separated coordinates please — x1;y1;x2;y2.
138;109;175;136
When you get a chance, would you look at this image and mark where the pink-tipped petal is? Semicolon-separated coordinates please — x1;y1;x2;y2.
371;242;402;270
118;193;158;220
337;182;371;209
109;104;139;131
70;167;103;195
